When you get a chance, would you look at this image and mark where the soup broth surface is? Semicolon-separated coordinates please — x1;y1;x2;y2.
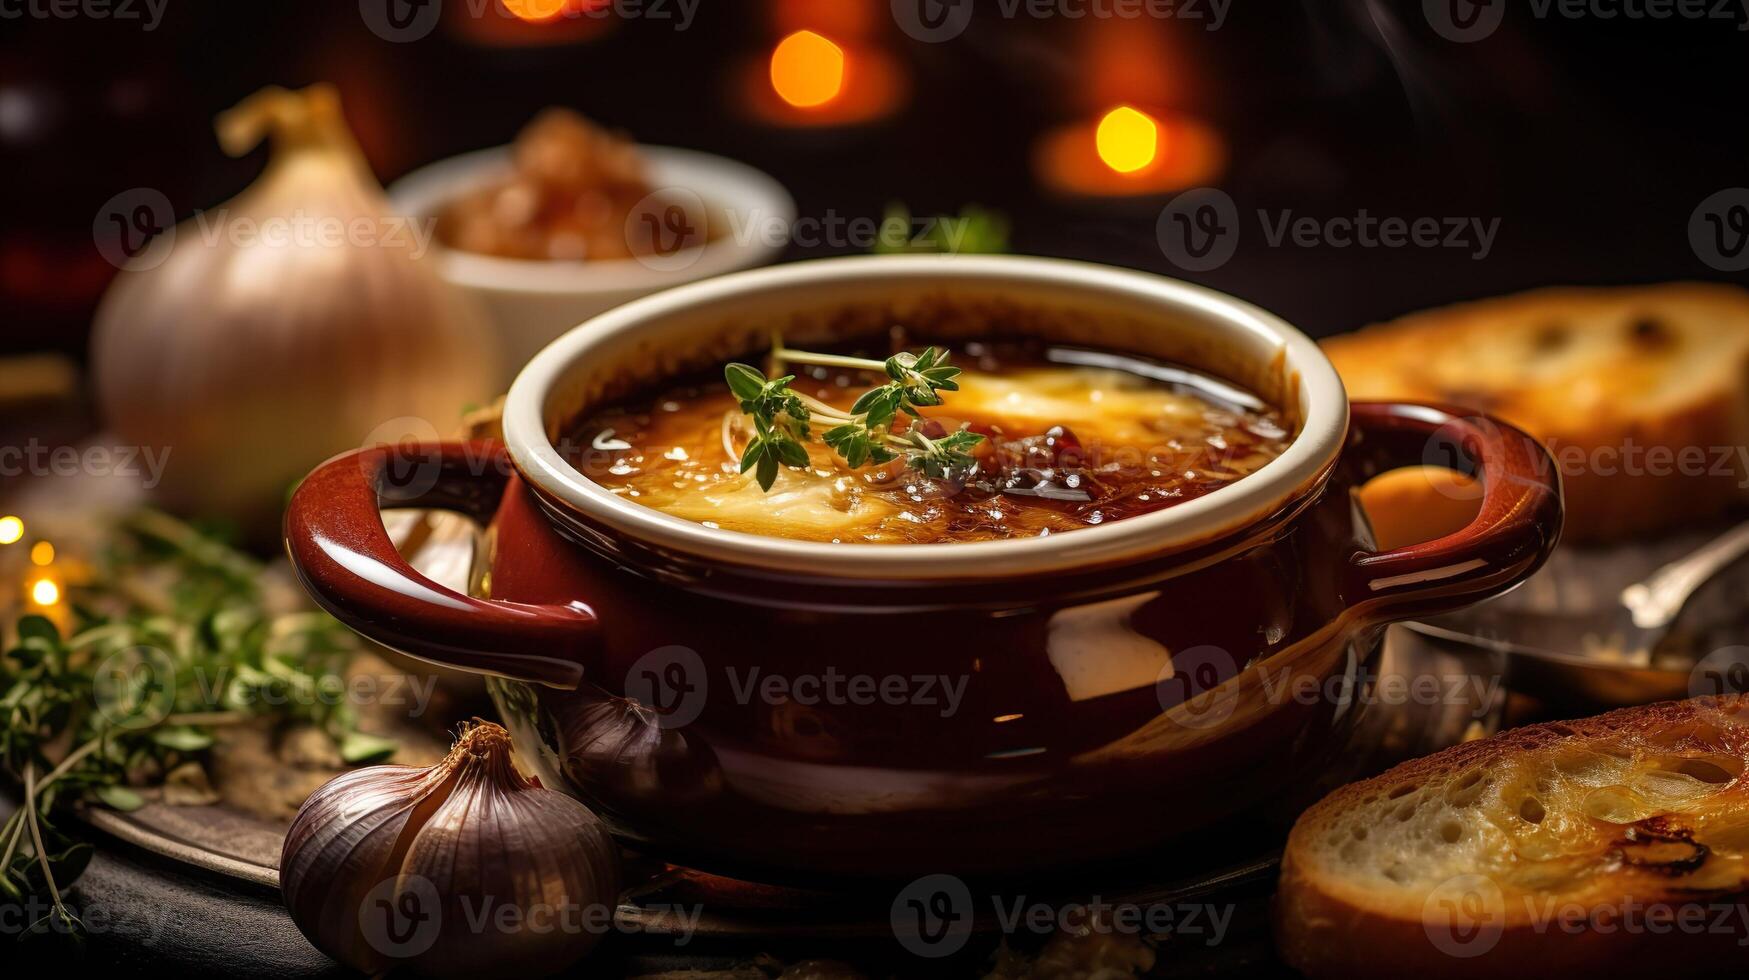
567;339;1292;544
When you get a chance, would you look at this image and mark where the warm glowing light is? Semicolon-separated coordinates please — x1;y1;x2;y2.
30;541;53;566
30;578;59;606
1034;109;1224;197
0;516;20;545
770;30;846;109
1095;106;1159;174
500;0;572;22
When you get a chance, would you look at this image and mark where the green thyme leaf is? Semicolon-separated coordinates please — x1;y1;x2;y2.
774;438;811;468
724;362;767;400
93;784;145;812
150;727;215;753
730;339;982;491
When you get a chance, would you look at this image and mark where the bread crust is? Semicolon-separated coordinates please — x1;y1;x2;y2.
1275;695;1749;979
1325;284;1749;543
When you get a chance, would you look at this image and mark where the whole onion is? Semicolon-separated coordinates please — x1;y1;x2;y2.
91;84;498;537
281;722;621;978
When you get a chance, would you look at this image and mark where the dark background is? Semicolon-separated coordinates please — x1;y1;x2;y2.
5;0;1748;359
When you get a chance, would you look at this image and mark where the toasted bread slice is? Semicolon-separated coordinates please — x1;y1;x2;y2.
1325;284;1749;543
1276;695;1749;979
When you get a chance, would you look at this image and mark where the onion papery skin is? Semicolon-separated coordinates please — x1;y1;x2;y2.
281;723;621;978
91;84;498;540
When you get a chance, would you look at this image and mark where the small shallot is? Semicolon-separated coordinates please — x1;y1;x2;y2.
281;721;620;978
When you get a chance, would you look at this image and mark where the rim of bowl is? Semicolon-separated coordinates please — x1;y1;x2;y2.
502;255;1349;581
388;144;796;296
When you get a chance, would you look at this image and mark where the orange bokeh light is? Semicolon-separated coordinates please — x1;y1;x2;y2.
1034;108;1224;197
498;0;606;23
770;30;846;109
1095;105;1160;175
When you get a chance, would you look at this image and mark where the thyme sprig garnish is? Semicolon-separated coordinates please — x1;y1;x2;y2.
725;341;985;491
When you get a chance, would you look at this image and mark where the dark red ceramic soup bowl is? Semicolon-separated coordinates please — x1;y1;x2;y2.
284;256;1561;881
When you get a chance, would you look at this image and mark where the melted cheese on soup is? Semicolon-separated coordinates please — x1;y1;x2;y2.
568;344;1291;544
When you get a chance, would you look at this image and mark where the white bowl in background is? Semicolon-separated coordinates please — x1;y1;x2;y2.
390;145;795;387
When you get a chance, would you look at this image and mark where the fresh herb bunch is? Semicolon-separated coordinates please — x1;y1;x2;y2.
725;342;985;491
0;509;389;937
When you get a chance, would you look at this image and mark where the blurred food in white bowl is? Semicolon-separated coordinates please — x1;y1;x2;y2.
390;110;794;384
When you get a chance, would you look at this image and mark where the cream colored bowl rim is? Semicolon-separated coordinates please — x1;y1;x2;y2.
502;255;1348;580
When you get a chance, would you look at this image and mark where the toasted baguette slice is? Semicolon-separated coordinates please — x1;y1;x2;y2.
1325;284;1749;543
1276;695;1749;979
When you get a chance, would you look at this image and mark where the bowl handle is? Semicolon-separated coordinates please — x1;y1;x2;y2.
1343;402;1563;623
284;440;594;689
